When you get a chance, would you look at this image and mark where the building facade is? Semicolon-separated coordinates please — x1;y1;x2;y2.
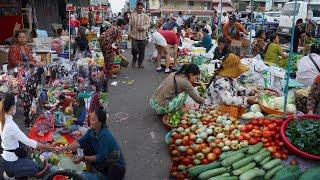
148;0;233;17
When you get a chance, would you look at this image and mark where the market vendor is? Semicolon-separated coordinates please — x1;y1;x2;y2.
8;30;36;69
0;93;53;178
307;75;320;114
206;54;256;107
251;30;267;58
223;15;248;44
74;26;91;60
98;19;125;77
73;98;87;126
213;36;230;60
190;26;202;41
150;64;204;114
152;29;180;73
194;28;212;53
55;108;126;180
264;33;288;67
296;43;320;86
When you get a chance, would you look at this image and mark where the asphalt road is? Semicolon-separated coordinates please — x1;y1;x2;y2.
108;44;172;180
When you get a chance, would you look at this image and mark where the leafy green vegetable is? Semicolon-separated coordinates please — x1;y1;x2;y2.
286;119;320;155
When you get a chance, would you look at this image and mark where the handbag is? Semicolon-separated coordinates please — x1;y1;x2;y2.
6;146;28;158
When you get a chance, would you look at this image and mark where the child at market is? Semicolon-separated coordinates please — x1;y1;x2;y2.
206;54;257;109
150;64;204;115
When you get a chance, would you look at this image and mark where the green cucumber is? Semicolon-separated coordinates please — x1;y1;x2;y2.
255;147;267;155
254;151;270;163
232;156;254;169
208;176;238;180
220;172;231;177
239;167;265;180
260;156;271;166
264;164;283;180
221;152;245;167
188;161;221;177
219;148;247;160
247;143;263;154
273;165;302;180
198;167;227;180
232;162;256;176
263;159;282;170
299;167;320;180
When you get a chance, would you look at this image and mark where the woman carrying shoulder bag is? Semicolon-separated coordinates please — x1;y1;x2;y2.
0;94;53;178
150;64;205;115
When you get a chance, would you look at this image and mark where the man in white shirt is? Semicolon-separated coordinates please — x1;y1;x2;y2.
176;11;184;26
202;21;212;35
296;43;320;86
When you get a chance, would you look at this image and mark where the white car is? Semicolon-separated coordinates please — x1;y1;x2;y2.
264;11;281;23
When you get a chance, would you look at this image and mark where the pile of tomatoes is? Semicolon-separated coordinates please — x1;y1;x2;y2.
239;118;289;159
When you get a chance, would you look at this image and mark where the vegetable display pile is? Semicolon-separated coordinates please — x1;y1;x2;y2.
259;93;297;114
197;83;207;98
188;143;300;180
240;118;288;159
167;111;183;127
241;104;264;119
200;71;213;84
285;119;320;155
168;107;247;179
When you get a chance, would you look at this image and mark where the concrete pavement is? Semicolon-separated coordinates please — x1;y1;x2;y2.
108;44;172;180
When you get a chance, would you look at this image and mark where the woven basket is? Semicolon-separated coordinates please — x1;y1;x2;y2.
110;65;121;75
259;103;293;116
218;104;246;118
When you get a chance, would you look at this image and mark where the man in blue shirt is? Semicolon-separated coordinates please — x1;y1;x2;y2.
163;16;181;33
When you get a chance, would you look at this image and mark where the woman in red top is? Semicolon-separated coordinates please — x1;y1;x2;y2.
8;30;36;69
152;29;180;73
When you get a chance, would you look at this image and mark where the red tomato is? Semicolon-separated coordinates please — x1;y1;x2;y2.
241;126;248;132
243;133;251;140
270;131;276;136
213;148;221;155
264;142;271;147
275;133;280;139
246;124;254;131
262;131;272;138
283;149;289;154
258;119;264;125
249;137;258;145
254;125;260;130
262;127;269;131
278;141;284;147
237;135;244;141
274;119;283;125
229;134;236;140
267;146;276;153
252;129;262;137
256;137;261;142
281;152;288;159
261;137;269;143
182;157;192;166
201;158;209;164
251;119;259;125
263;119;271;125
271;142;276;146
267;123;277;129
273;152;282;159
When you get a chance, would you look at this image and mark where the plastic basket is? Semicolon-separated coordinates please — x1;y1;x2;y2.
43;170;85;180
280;115;320;160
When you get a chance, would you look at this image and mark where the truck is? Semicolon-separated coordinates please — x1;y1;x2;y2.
277;0;320;40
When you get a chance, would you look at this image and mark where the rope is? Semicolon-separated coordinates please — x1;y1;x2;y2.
283;0;298;116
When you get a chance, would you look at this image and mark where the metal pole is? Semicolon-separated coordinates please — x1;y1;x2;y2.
283;0;298;116
248;0;254;57
69;10;71;61
218;0;222;36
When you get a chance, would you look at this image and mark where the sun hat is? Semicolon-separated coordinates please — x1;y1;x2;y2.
218;54;248;78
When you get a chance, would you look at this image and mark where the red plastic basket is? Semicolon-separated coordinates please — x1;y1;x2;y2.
280;115;320;160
